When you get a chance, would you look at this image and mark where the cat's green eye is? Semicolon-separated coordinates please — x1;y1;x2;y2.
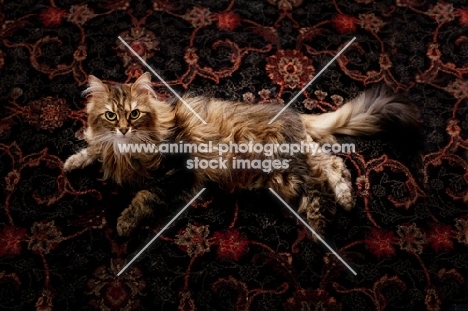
130;109;140;119
105;111;117;121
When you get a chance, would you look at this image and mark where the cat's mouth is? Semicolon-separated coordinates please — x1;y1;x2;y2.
113;128;136;140
114;132;135;143
96;129;151;146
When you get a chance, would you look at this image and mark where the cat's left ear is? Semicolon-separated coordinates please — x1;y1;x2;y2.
82;75;109;98
131;72;157;98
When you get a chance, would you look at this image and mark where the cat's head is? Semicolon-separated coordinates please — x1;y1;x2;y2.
82;72;173;146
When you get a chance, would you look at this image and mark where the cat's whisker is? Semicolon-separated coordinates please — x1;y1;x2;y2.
134;135;155;144
92;132;115;142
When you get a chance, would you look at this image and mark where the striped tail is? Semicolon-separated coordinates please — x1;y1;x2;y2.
300;86;421;142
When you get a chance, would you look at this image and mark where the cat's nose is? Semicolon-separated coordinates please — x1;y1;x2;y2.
120;128;129;135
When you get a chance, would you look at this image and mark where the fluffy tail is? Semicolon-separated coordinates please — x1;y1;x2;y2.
300;86;421;142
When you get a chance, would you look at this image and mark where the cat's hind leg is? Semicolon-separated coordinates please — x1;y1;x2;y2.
319;153;355;211
296;190;335;238
303;137;355;211
268;156;337;237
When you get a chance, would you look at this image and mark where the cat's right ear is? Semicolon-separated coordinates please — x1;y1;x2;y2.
82;75;108;98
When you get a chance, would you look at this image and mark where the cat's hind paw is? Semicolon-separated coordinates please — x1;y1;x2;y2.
334;176;355;211
325;156;355;211
298;196;332;241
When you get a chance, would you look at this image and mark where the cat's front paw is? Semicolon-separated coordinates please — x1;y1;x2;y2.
63;154;83;172
63;149;93;172
116;209;137;237
116;190;155;236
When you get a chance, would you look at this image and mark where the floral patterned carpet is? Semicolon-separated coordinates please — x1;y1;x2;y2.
1;0;468;310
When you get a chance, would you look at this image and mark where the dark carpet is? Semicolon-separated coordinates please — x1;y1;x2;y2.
0;0;467;310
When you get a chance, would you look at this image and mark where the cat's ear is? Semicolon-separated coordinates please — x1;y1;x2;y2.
82;75;108;98
131;72;157;98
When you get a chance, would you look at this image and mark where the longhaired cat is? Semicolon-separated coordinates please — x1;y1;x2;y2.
64;73;420;237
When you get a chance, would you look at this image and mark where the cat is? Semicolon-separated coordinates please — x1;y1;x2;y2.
64;72;420;237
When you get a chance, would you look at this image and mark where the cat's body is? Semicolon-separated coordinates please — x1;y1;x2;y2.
64;73;420;237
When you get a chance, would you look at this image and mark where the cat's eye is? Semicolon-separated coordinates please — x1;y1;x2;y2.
105;111;117;121
130;109;140;119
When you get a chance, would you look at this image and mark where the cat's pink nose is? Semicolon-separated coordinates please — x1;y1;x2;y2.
120;128;129;135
